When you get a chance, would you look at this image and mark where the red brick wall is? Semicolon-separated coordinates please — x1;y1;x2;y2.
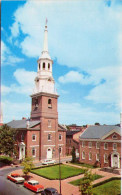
26;130;40;160
79;140;121;168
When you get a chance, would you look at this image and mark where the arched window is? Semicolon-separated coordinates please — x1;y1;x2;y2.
48;134;51;141
82;151;85;159
89;152;92;160
39;63;40;70
43;62;45;69
48;63;50;70
35;98;38;108
48;99;52;108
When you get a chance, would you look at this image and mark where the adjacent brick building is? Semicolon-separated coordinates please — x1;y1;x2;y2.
7;22;66;161
79;125;121;168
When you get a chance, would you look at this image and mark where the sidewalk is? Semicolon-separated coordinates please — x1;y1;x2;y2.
11;163;121;195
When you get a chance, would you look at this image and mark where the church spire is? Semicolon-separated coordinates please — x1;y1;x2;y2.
40;18;51;59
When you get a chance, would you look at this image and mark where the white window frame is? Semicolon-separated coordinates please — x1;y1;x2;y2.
59;134;62;141
96;153;100;161
82;151;85;159
32;134;36;141
113;143;117;150
89;152;92;160
104;154;108;163
104;143;108;150
82;141;85;147
96;142;100;149
48;134;51;141
112;134;117;140
48;120;51;128
88;142;92;148
32;148;36;157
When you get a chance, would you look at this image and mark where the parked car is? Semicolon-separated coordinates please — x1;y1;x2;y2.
7;173;25;184
42;159;56;165
41;188;59;195
24;180;44;193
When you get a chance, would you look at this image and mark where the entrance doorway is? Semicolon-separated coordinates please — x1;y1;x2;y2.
111;152;120;168
19;142;25;160
47;148;52;159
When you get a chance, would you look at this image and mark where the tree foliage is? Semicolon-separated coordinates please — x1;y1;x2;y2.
71;146;76;163
22;156;35;175
79;169;94;195
0;124;17;156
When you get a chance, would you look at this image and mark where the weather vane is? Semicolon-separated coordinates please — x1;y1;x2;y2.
46;18;48;25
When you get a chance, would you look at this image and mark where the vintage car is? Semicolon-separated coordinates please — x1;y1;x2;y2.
7;173;25;183
41;159;56;165
24;180;44;193
41;188;59;195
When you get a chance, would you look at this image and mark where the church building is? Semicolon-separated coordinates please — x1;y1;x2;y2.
7;21;66;161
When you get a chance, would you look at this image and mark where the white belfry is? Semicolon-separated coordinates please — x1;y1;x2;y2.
33;20;57;95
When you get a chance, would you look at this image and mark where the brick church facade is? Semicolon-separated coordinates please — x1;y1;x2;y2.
7;22;66;161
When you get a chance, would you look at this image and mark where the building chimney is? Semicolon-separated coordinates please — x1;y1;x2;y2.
26;118;30;129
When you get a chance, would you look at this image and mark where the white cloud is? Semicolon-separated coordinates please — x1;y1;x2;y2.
9;0;122;70
2;69;36;95
2;100;31;123
58;102;120;125
1;41;24;66
58;66;122;108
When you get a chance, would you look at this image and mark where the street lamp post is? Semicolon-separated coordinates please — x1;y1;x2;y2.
53;147;62;195
59;147;61;195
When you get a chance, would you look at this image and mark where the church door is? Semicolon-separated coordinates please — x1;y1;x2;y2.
47;148;52;159
113;154;118;168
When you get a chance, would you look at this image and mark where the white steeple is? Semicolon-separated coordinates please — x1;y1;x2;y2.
40;19;51;60
33;19;57;95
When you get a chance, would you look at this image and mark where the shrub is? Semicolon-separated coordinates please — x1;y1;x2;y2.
0;156;13;164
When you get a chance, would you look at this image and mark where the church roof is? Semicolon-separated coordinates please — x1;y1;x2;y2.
7;120;66;132
80;125;121;139
7;119;40;129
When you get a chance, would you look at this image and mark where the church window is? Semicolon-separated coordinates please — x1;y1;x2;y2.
82;151;85;159
89;152;92;160
96;153;100;161
88;142;92;148
112;134;117;139
21;133;24;141
48;99;52;108
113;143;117;150
104;143;108;150
32;134;36;141
43;62;45;69
48;63;50;70
59;134;62;140
35;98;38;108
96;142;100;149
48;120;51;127
104;154;108;163
32;148;36;157
48;134;51;141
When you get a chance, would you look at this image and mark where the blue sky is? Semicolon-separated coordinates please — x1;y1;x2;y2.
1;0;122;125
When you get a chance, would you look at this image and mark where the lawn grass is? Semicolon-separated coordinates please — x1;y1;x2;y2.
31;164;85;180
69;174;103;186
93;179;121;195
70;162;97;169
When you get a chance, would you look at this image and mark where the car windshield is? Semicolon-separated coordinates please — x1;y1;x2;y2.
12;175;19;178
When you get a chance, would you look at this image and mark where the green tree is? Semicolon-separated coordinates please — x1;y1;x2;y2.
22;156;35;176
0;124;17;156
79;169;93;195
71;146;76;163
